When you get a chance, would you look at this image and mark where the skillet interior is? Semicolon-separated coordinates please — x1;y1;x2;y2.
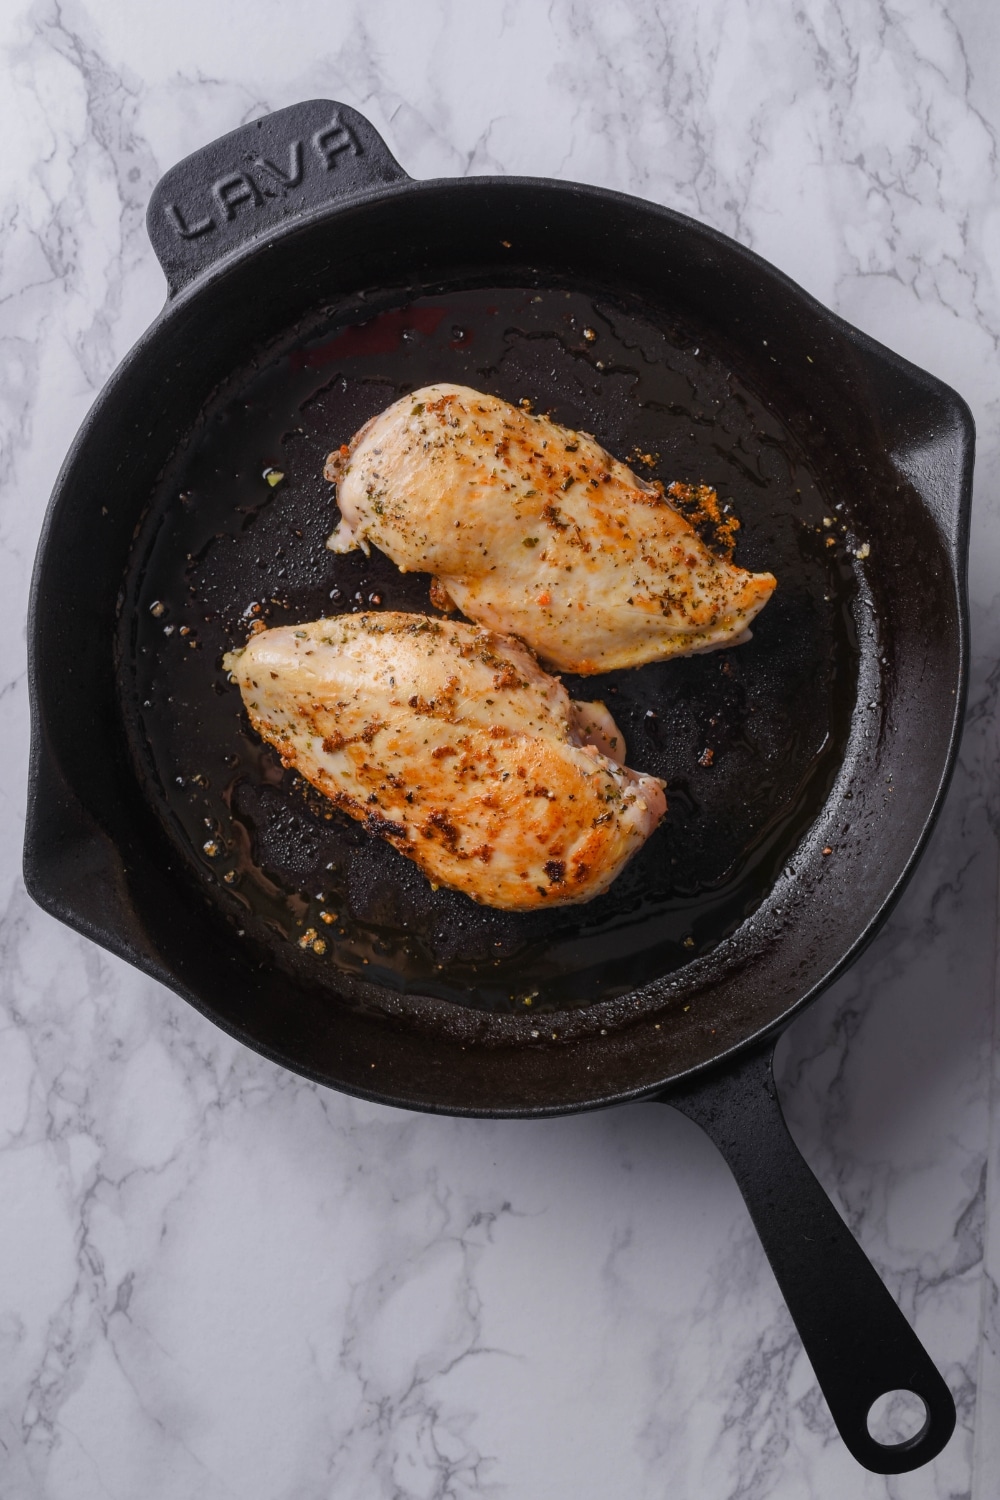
122;282;862;1018
25;180;969;1113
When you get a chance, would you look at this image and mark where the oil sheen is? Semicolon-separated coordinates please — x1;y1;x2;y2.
122;286;860;1014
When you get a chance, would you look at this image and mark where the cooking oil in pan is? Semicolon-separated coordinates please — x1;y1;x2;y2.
122;286;860;1014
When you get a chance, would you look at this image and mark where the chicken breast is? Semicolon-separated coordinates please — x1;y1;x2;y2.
326;383;776;674
223;612;665;911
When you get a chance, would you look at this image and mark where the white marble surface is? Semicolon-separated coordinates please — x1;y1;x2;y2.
2;2;999;1496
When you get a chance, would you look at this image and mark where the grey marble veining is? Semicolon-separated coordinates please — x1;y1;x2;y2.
1;2;999;1496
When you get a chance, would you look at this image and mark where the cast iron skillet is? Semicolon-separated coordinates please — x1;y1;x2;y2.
24;101;973;1474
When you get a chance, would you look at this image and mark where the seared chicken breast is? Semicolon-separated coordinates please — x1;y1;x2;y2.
223;612;665;911
326;383;776;674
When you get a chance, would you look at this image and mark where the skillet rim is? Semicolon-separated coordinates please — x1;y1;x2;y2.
23;170;974;1117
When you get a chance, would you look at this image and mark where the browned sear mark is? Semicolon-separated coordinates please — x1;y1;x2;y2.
366;812;408;841
423;810;460;848
492;661;522;691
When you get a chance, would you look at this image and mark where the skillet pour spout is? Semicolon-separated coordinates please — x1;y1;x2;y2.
24;100;972;1476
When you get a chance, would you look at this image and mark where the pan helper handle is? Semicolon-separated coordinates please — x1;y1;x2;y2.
661;1044;956;1476
146;100;409;298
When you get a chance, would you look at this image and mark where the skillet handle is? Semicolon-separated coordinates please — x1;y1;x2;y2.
146;100;409;298
661;1044;955;1474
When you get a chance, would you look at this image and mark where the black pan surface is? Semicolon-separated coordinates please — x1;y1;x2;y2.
122;282;858;1016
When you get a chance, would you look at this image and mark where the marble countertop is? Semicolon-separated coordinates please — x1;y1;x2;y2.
2;3;999;1496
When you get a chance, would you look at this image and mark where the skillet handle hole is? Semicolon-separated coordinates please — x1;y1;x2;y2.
866;1389;929;1448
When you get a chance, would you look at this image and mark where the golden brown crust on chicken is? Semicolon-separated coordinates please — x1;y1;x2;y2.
326;384;776;673
223;613;666;911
